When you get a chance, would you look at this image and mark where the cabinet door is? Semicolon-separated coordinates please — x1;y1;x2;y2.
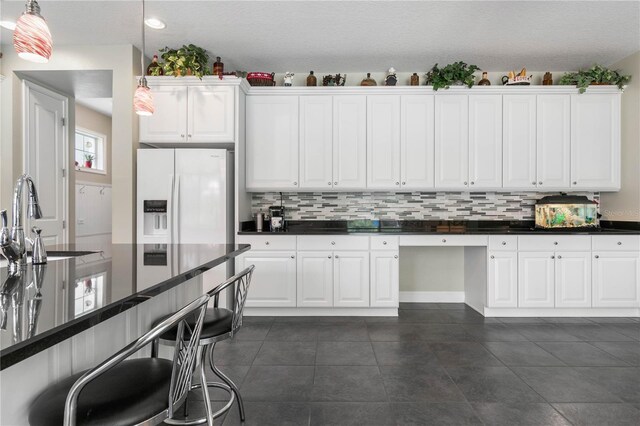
246;96;299;190
571;94;621;190
187;86;235;143
435;95;469;189
333;251;370;307
537;95;570;189
469;95;502;189
518;251;555;307
367;95;401;189
139;85;187;143
299;96;333;190
592;252;640;307
297;251;334;307
401;95;435;189
370;251;399;308
487;251;517;307
503;95;537;189
333;96;367;189
240;251;297;307
555;251;591;308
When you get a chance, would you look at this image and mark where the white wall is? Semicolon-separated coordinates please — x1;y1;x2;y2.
399;247;465;293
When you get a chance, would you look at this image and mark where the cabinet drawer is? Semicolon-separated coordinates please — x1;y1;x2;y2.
371;236;399;251
399;235;488;246
488;235;518;251
518;235;591;251
237;235;297;250
297;235;369;251
592;235;640;251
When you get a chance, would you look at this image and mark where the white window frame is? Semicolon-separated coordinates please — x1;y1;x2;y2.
75;127;107;175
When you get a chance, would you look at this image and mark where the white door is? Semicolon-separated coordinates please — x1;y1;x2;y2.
487;251;518;307
435;95;468;189
24;81;68;247
370;251;399;308
333;251;370;307
136;149;174;244
297;251;334;307
592;252;640;307
537;95;570;189
468;95;502;189
139;85;188;143
246;96;299;189
555;251;591;308
241;251;297;307
503;95;537;189
187;86;235;143
299;96;333;190
401;95;435;189
333;96;367;189
571;94;621;190
518;251;555;308
367;95;401;189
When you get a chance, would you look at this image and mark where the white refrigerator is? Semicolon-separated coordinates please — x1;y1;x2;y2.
136;148;234;293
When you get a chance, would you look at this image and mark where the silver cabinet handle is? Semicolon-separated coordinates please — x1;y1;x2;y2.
291;255;295;259
383;241;387;245
394;255;398;259
490;255;495;259
554;241;558;245
470;182;474;185
181;134;185;138
188;134;192;138
328;182;332;186
532;181;537;185
331;241;336;245
557;255;562;259
464;182;468;186
293;182;298;186
395;182;400;186
538;181;543;185
442;239;446;243
573;181;577;185
551;255;555;259
334;255;339;259
265;241;270;245
402;182;406;185
334;181;338;185
595;255;599;259
502;241;506;245
618;241;622;245
327;255;332;259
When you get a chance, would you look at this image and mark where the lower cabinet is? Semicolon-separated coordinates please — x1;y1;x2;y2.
333;251;370;307
297;251;334;307
592;252;640;307
518;252;555;308
240;251;297;308
370;251;399;308
555;251;592;308
487;252;518;307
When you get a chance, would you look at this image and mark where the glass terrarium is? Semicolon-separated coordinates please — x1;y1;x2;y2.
535;195;599;229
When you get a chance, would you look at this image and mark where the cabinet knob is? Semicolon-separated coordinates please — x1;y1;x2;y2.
464;182;468;186
327;255;332;259
538;181;543;185
188;134;192;138
532;181;537;185
501;241;506;245
618;241;622;245
442;239;447;243
291;255;295;259
334;255;339;259
470;181;475;185
331;241;336;245
328;182;332;186
383;241;387;245
573;181;577;185
490;255;495;259
402;182;406;185
181;134;185;138
595;255;599;259
265;241;270;245
394;255;398;259
334;182;338;185
551;255;555;259
557;255;562;259
395;182;400;186
554;241;558;245
293;182;298;186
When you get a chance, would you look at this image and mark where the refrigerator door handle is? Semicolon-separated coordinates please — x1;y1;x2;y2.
174;175;181;244
167;174;175;244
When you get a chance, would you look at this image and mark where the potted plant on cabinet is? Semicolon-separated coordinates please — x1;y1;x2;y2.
155;44;211;79
425;61;480;90
559;64;631;93
84;154;94;169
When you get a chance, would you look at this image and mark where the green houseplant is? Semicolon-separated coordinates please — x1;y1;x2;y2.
84;154;94;168
559;64;631;94
155;44;211;78
425;61;481;90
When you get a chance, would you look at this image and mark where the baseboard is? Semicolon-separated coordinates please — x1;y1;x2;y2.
244;307;398;316
483;307;640;317
399;291;465;303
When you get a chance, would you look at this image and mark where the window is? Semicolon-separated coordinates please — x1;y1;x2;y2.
75;128;106;174
74;273;105;318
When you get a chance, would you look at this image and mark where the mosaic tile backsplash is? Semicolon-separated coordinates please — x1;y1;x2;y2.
251;192;600;221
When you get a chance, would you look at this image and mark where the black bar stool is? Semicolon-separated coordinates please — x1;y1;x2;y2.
28;294;210;426
155;265;255;425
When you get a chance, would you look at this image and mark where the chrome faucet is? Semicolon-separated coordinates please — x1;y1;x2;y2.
1;174;43;271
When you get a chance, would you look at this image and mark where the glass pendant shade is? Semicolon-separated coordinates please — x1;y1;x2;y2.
134;81;154;116
13;3;52;63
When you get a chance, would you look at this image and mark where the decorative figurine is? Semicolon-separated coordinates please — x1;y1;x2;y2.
385;67;398;86
410;73;419;86
283;72;294;86
543;72;553;85
361;73;377;86
306;71;317;86
323;74;347;86
502;68;532;85
478;71;491;86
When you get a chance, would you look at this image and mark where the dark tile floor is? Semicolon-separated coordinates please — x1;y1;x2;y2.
173;303;640;425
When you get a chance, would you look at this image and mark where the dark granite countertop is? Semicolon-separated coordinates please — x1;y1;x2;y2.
239;220;640;235
0;243;250;370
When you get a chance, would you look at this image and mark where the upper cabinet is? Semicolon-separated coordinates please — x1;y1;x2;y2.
503;95;537;189
333;96;368;189
140;84;235;143
401;95;435;189
469;95;502;189
299;96;333;189
367;95;401;189
537;95;571;189
435;95;469;189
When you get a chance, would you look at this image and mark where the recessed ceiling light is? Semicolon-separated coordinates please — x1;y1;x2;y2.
144;18;165;30
0;20;17;31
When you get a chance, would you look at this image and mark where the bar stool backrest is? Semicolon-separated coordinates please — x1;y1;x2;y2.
210;265;255;336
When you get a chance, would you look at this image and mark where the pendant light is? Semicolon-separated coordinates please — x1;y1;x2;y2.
13;0;52;63
134;0;154;116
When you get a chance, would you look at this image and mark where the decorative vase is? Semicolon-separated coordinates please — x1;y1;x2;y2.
543;72;553;85
410;73;419;86
213;56;224;76
478;72;491;86
85;161;92;168
361;73;377;86
306;71;317;86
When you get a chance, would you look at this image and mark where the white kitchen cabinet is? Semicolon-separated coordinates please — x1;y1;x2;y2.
333;96;367;189
246;96;299;190
468;95;502;189
435;95;469;188
299;96;333;189
187;86;235;142
139;85;188;143
518;251;555;308
370;251;399;308
537;95;570;188
592;252;640;307
555;251;591;308
297;251;334;307
367;95;401;189
333;251;370;307
503;95;537;189
571;94;621;190
400;95;435;189
240;251;297;307
487;251;518;307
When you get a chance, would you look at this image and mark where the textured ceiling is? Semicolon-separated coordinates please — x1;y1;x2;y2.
1;1;638;72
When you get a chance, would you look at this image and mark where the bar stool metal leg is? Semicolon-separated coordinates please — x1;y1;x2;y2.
208;342;246;422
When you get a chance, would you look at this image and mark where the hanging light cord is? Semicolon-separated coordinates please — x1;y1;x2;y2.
139;0;146;86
